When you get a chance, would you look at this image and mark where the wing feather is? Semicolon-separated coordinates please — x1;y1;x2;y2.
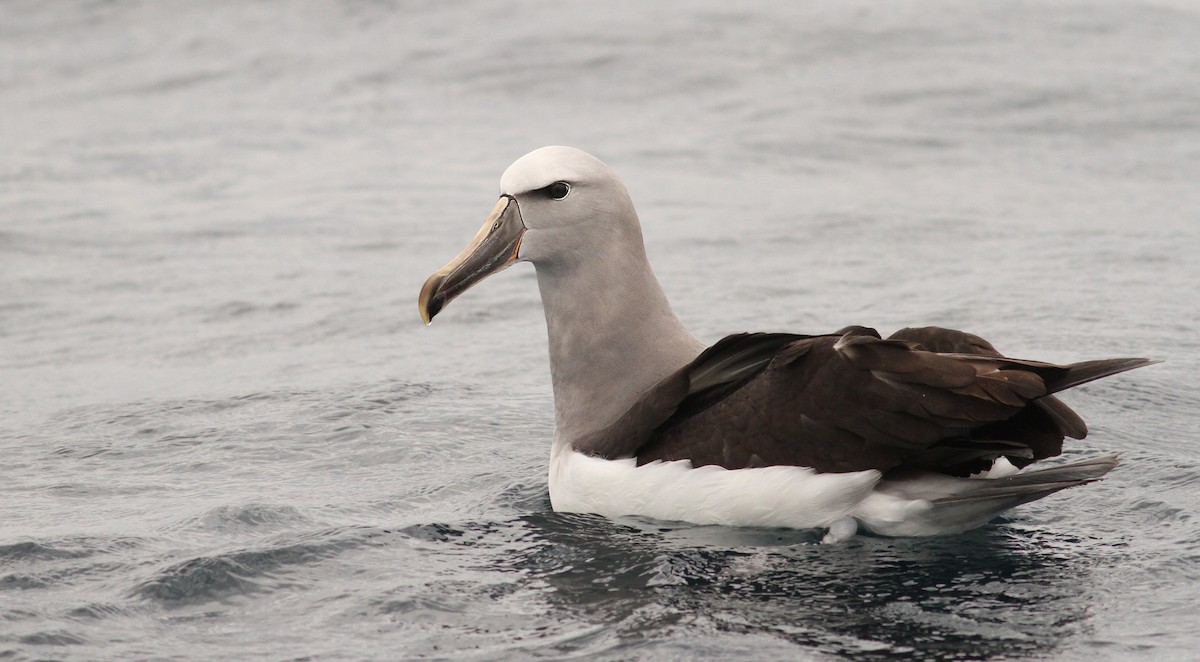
581;325;1154;477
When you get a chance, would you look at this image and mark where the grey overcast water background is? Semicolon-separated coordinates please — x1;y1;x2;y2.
2;1;1199;660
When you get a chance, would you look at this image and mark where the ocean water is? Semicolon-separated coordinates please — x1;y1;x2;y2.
3;1;1199;659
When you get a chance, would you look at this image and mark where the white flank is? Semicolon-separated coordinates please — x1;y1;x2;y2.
548;449;1054;538
549;448;882;530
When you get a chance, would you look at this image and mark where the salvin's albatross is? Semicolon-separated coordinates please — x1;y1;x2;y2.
418;146;1155;540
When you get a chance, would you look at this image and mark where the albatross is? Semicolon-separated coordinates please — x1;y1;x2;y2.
418;146;1155;540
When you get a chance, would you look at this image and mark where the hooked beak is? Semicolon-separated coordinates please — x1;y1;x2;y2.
418;196;525;324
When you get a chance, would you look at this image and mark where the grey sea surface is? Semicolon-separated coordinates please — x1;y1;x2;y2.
3;1;1199;659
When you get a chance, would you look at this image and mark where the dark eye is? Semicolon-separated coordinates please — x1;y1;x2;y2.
545;181;571;200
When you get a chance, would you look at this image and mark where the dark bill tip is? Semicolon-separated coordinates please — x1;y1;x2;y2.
418;273;447;324
417;196;524;325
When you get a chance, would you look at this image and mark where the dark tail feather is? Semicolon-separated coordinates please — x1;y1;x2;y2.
867;454;1121;536
932;454;1120;505
1045;358;1160;394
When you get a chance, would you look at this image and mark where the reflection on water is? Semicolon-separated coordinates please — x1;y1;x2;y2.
400;512;1093;660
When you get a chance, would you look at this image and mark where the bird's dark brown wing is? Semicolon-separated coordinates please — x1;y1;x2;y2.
582;326;1154;477
571;332;812;460
887;326;1088;466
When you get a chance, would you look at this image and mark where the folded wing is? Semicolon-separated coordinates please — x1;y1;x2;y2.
575;326;1155;477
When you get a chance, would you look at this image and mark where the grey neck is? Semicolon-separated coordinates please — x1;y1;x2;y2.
533;231;704;452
